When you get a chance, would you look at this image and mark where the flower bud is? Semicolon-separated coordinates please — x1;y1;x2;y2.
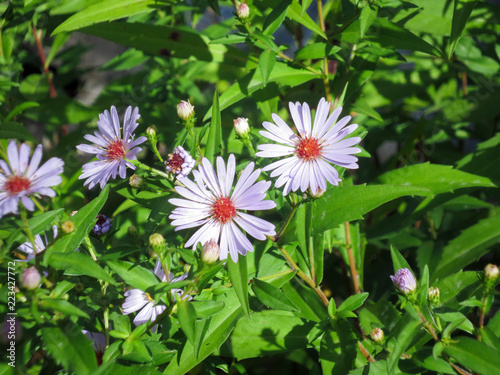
129;174;143;188
201;239;220;264
149;233;166;255
61;220;75;234
146;125;157;138
21;267;42;290
390;268;416;296
485;264;499;282
177;100;195;121
233;117;250;137
92;214;111;236
427;287;440;304
237;3;250;19
370;328;384;343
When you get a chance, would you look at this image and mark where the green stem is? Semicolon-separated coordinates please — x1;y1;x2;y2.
83;236;98;261
414;304;439;341
279;246;329;306
20;207;38;264
316;0;332;103
151;142;164;163
242;136;255;156
125;159;171;179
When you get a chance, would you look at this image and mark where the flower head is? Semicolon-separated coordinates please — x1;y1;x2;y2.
169;154;276;262
165;146;195;179
390;268;417;295
76;106;146;189
0;141;64;217
92;214;111;236
256;98;361;195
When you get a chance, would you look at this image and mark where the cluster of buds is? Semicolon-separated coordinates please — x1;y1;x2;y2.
92;214;112;236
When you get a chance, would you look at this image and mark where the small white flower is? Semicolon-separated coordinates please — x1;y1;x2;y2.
256;97;362;195
0;141;64;217
169;154;276;262
77;106;147;189
165;146;195;178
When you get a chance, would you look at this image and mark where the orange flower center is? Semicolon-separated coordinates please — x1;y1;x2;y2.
105;140;126;160
212;197;236;224
296;137;322;161
5;176;31;196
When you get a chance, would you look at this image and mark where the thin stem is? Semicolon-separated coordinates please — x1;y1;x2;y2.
414;305;439;341
358;341;375;362
345;222;361;294
242;137;255;157
125;159;171;179
279;246;329;306
20;207;38;262
273;202;299;242
32;25;56;98
83;236;98;261
317;0;333;103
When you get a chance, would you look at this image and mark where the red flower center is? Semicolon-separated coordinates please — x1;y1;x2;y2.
212;197;236;224
166;152;184;174
105;140;126;160
296;137;322;161
5;176;31;196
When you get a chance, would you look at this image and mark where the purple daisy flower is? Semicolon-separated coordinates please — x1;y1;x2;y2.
169;154;276;262
256;97;362;195
77;106;147;189
0;141;64;217
92;214;111;236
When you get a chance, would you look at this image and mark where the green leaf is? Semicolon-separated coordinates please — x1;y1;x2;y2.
227;255;249;316
281;185;429;241
7;208;63;249
19;74;50;100
39;299;90;318
209;33;247;45
259;49;276;87
378;163;496;196
177;299;197;347
48;251;116;284
281;277;328;322
312;231;324;285
44;186;109;264
448;0;478;58
204;90;222;164
164;290;242;374
42;324;97;373
251;278;298;311
366;18;442;57
0;122;36;142
387;314;422;374
45;33;70;68
263;0;290;36
286;0;326;39
294;43;341;61
220;311;316;360
337;292;369;314
52;0;171;34
4;102;39;122
444;336;500;374
390;244;412;274
203;62;317;121
359;5;377;38
431;215;500;280
107;260;158;291
191;301;225;319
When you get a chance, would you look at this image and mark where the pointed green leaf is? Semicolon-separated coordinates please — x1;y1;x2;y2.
107;260;158;291
4;102;39;122
259;49;276;87
448;0;478;58
444;336;500;374
42;324;97;373
177;300;197;346
387;314;422;374
252;278;298;311
228;255;249;316
263;0;290;35
39;299;89;318
337;292;369;314
0;121;36;142
294;43;341;61
390;244;412;274
48;251;116;284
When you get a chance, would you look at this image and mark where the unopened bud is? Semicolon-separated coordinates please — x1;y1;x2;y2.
485;264;499;283
177;100;195;121
21;267;41;290
390;268;416;296
370;328;384;343
427;287;440;304
61;220;75;234
93;214;111;236
183;263;192;274
237;3;250;19
129;174;143;188
149;233;166;255
146;125;157;138
201;239;220;264
233;117;250;137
